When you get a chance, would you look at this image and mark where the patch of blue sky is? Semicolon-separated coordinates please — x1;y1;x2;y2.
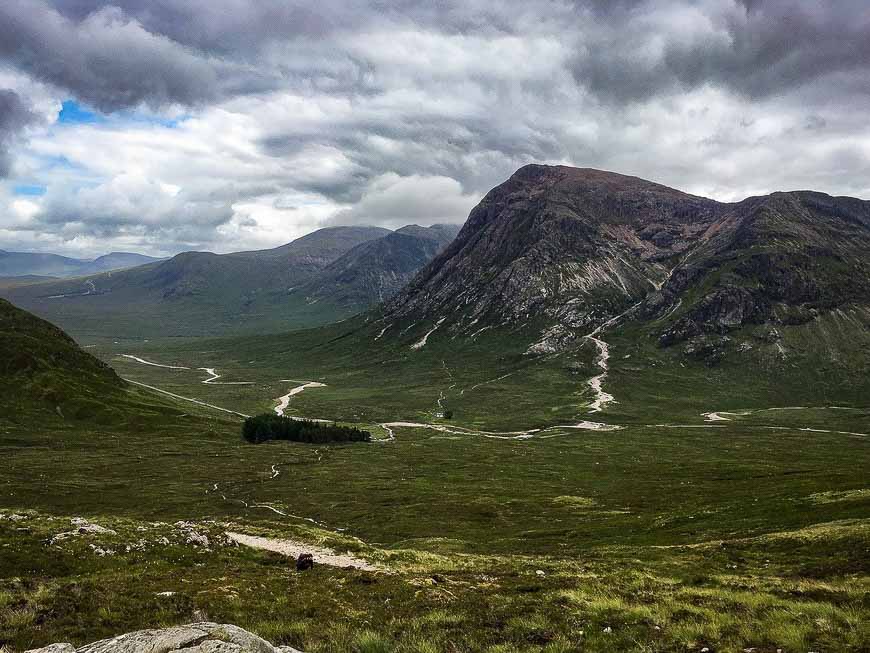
57;99;189;129
30;154;102;189
12;184;47;196
119;110;191;128
35;154;87;172
57;100;104;125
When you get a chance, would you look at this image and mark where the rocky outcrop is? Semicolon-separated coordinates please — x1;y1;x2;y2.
658;287;766;346
25;623;303;653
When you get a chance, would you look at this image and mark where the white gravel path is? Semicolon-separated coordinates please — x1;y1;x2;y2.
226;532;381;571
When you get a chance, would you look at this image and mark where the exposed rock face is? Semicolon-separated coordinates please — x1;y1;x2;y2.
24;623;303;653
385;165;726;336
382;165;870;357
654;191;870;349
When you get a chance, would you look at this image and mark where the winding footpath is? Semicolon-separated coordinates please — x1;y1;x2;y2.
119;349;868;446
274;381;328;416
199;367;254;385
581;299;644;413
120;353;624;441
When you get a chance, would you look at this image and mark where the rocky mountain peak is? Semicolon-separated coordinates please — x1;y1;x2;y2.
384;165;724;335
380;164;870;361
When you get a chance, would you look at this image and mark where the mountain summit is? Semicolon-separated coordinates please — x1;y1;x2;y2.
385;165;723;331
382;164;870;360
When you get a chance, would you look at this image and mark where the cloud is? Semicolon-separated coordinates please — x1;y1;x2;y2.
0;1;869;257
570;0;870;104
0;89;41;177
0;1;222;111
329;174;479;229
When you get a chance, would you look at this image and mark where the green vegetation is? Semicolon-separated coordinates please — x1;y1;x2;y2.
242;414;371;444
0;297;125;422
0;225;458;340
1;296;869;651
2;506;868;653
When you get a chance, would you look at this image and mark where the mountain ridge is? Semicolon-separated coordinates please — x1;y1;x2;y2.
379;164;870;365
0;224;462;337
0;249;164;278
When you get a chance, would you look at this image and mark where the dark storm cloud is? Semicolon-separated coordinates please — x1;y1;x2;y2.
50;0;364;53
0;0;222;111
571;0;870;103
3;1;868;114
0;90;39;177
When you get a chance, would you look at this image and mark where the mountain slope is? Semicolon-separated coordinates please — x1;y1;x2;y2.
381;165;870;360
385;166;725;342
288;224;460;310
0;298;124;418
651;191;870;354
0;249;162;278
0;225;459;337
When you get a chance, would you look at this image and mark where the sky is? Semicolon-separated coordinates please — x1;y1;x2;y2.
0;1;869;258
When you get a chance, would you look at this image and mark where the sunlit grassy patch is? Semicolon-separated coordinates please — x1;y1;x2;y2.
551;495;597;509
807;488;870;504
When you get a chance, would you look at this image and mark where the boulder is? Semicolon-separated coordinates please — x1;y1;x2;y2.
296;553;314;571
24;623;304;653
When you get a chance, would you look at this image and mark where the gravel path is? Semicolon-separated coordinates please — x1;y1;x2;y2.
226;531;381;571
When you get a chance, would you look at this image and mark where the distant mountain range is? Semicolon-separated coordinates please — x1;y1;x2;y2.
7;162;870;405
0;250;164;278
0;224;460;337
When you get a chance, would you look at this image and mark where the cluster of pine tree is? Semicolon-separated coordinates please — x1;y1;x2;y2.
242;414;371;444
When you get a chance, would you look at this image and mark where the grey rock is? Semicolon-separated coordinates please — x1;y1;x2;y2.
25;645;76;653
25;623;302;653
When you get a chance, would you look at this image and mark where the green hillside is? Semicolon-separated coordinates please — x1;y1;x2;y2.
6;308;865;653
0;225;459;338
0;298;127;421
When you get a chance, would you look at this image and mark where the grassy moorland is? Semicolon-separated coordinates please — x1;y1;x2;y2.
2;411;868;652
3;508;868;653
2;305;869;652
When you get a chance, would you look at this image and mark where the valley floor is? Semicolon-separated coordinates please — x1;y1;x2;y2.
2;329;869;652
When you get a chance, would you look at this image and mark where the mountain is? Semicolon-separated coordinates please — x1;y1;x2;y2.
381;165;870;361
0;250;88;277
385;166;723;338
287;224;460;311
237;163;865;420
0;297;124;418
78;252;164;275
0;224;459;338
0;249;163;278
